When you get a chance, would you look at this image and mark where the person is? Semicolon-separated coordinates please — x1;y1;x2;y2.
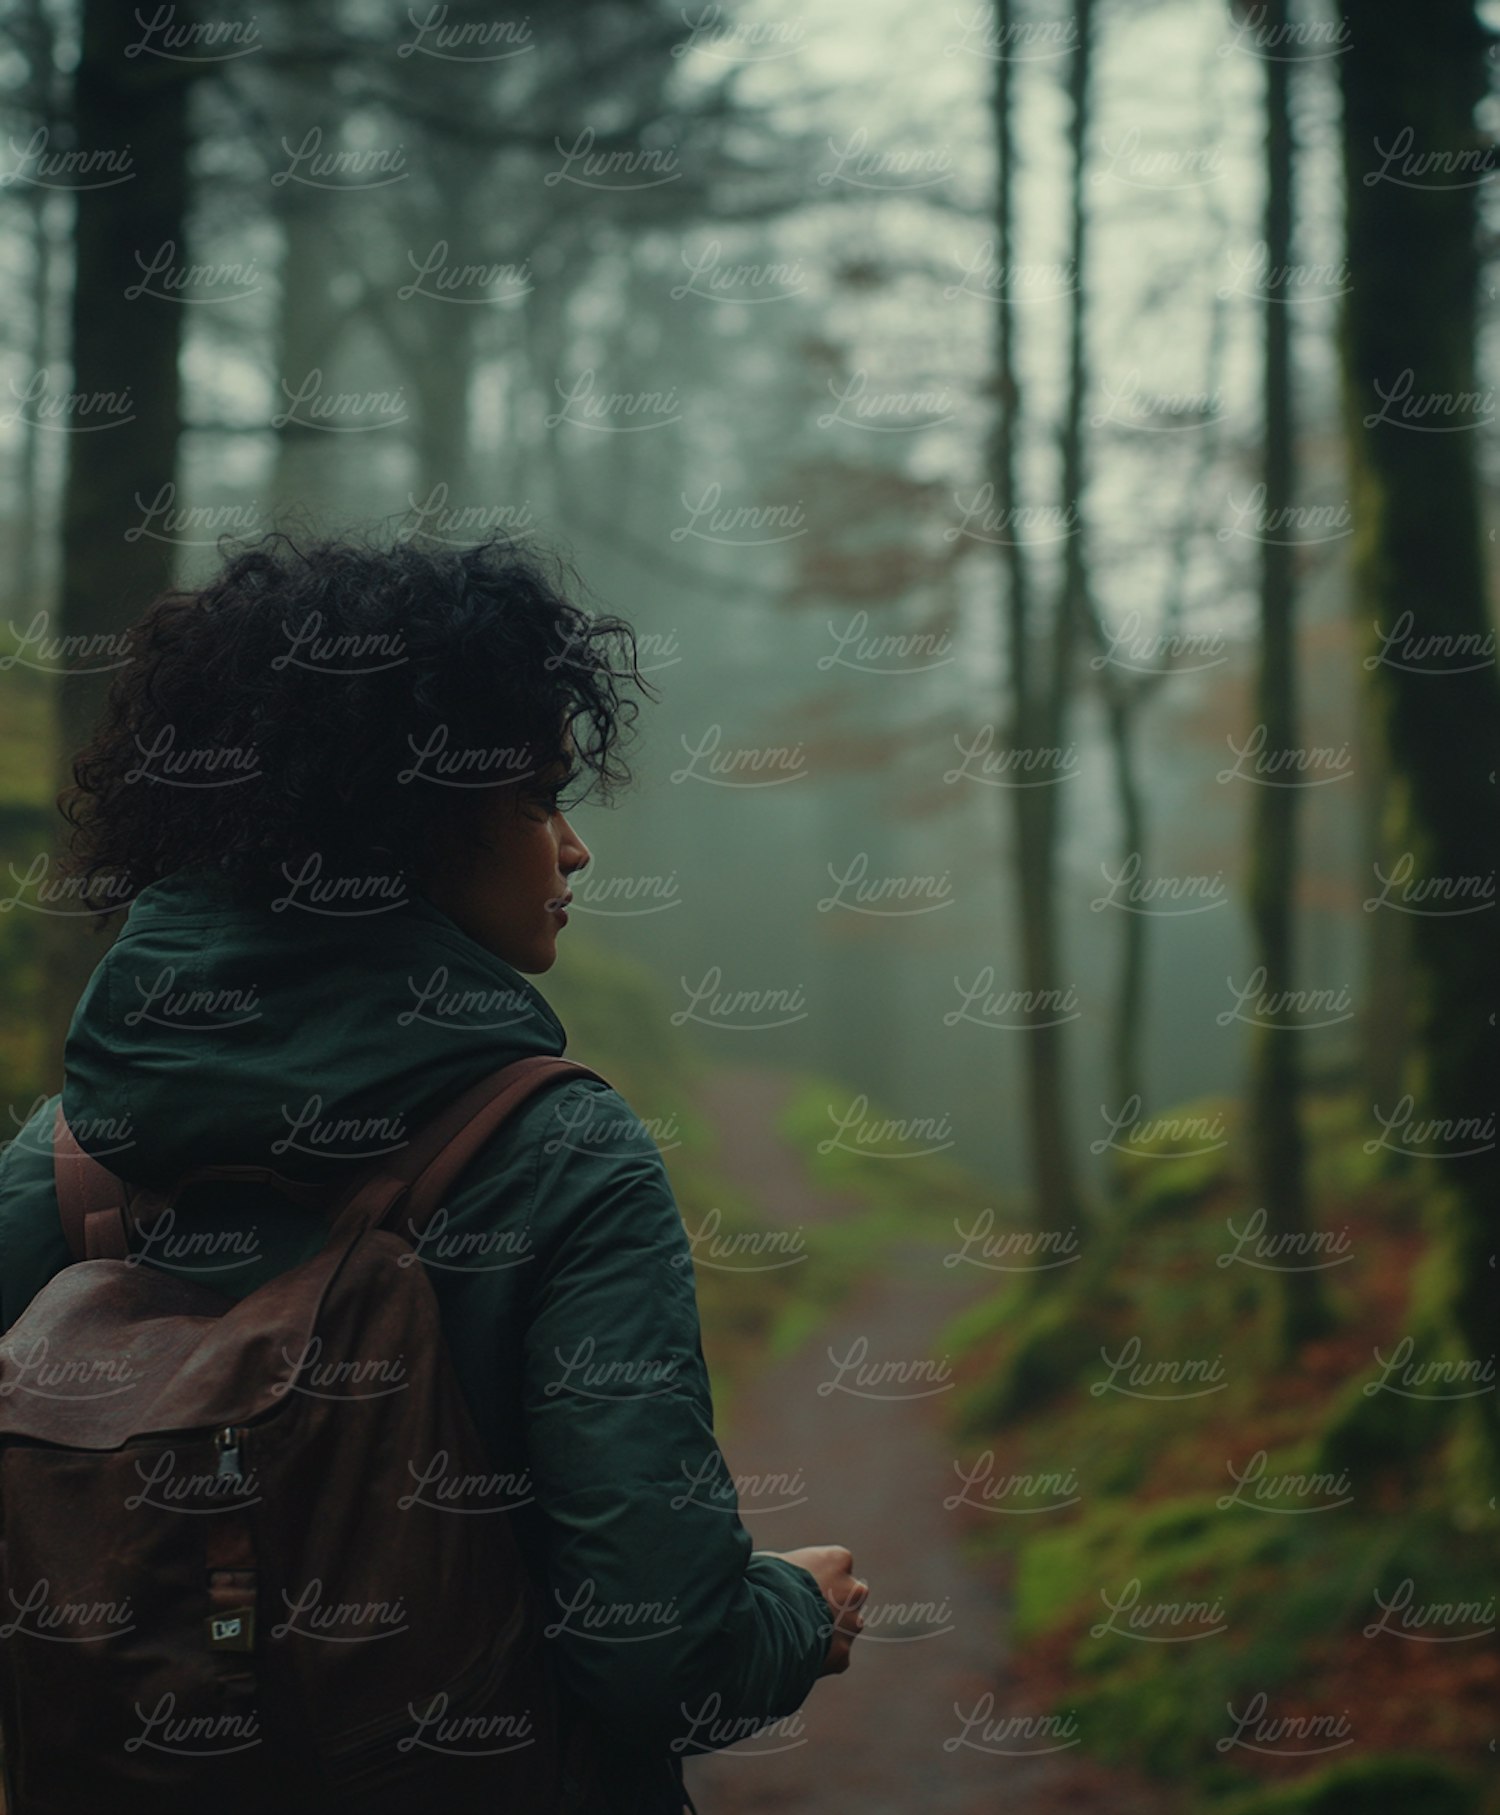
0;530;867;1813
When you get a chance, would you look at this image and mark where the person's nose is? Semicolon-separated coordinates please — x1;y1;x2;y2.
558;814;589;876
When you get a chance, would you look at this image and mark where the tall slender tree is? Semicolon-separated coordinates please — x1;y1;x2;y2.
986;0;1089;1239
1244;0;1331;1351
1083;275;1228;1129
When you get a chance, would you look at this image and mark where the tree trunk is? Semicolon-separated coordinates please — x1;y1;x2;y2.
1050;0;1095;1132
1101;687;1145;1120
1088;242;1228;1141
1339;0;1500;1471
1246;0;1331;1353
39;0;191;1092
988;0;1086;1242
8;0;60;626
11;187;55;626
268;71;347;526
1355;686;1410;1121
397;139;482;508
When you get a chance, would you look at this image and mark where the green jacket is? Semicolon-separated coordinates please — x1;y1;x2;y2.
0;865;828;1812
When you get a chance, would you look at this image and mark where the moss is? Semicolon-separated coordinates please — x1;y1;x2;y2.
1218;1754;1480;1815
1304;1087;1402;1200
1315;1284;1469;1481
937;1060;1494;1796
1120;1137;1237;1226
962;1285;1102;1431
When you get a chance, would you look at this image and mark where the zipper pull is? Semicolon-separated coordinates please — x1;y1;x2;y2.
214;1425;245;1482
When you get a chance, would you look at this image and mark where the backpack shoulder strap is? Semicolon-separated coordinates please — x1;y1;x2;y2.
53;1103;133;1262
330;1054;611;1240
54;1056;614;1265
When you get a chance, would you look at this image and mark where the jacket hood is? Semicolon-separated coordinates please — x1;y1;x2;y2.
62;863;568;1188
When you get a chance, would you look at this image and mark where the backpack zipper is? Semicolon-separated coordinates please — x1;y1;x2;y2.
214;1424;248;1481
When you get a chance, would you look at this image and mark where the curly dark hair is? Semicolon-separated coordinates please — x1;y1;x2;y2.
57;528;657;925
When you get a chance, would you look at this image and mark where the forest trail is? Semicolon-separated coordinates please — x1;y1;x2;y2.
681;1065;1177;1815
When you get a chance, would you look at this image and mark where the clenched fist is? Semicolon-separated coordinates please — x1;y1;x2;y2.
765;1544;869;1677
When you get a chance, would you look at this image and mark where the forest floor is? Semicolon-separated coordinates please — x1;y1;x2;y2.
681;1064;1181;1815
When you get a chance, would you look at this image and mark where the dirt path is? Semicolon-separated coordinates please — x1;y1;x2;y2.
682;1066;1176;1815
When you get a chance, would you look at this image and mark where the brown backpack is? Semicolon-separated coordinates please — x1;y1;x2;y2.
0;1052;609;1814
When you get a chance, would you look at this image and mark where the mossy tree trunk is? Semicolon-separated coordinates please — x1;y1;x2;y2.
1338;0;1500;1471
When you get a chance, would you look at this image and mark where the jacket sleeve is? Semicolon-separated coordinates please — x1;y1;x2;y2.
517;1078;830;1753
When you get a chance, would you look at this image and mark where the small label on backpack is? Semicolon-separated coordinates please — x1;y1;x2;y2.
207;1608;256;1651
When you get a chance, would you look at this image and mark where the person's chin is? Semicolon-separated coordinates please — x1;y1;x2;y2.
513;931;559;975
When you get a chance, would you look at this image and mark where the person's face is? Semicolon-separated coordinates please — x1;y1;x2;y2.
417;756;591;974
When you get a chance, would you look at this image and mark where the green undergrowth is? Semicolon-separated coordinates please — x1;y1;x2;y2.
677;1064;1013;1425
777;1067;995;1227
0;884;46;1110
937;1084;1498;1809
0;648;56;1107
1217;1756;1484;1815
0;626;52;818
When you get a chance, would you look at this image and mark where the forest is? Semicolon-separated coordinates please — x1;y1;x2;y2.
0;0;1495;1810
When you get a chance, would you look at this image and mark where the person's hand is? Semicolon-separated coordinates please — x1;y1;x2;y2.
763;1545;869;1676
